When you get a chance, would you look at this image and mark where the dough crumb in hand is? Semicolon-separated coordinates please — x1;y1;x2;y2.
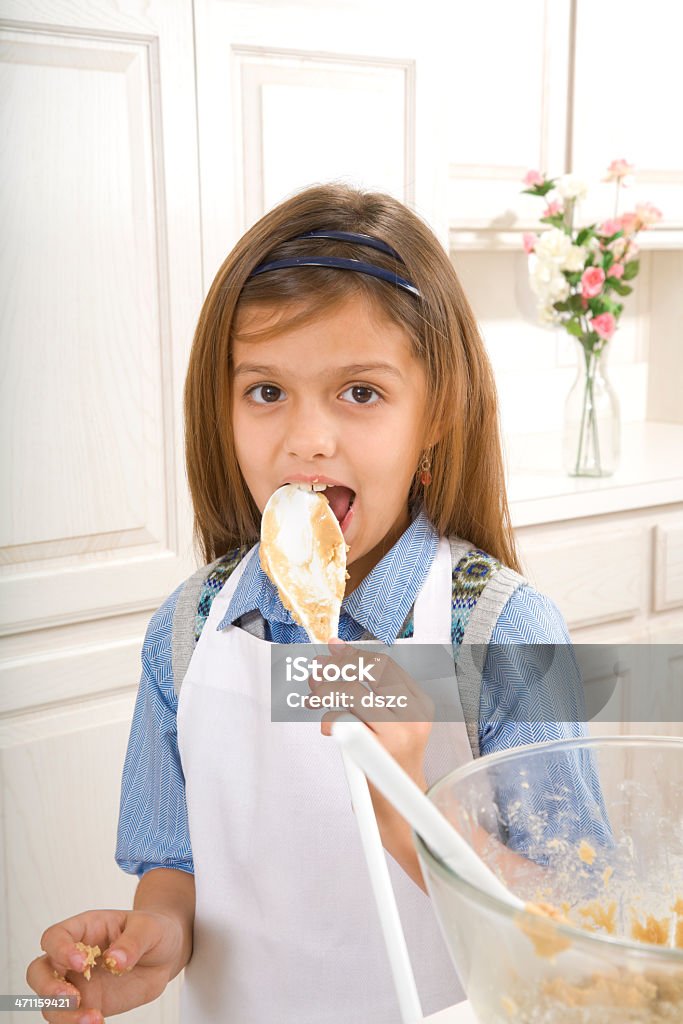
103;955;127;976
74;942;101;981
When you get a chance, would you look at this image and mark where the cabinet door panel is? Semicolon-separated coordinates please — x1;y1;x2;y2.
654;521;683;611
0;700;182;1021
194;0;451;283
445;0;572;235
573;0;683;240
0;1;201;632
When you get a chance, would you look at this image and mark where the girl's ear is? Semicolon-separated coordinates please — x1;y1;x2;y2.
424;423;445;448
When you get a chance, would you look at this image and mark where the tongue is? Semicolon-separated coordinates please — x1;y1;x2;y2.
324;486;354;524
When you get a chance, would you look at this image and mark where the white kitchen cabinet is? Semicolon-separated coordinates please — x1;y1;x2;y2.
0;0;198;1020
511;423;683;740
512;425;683;644
193;0;451;285
446;0;572;239
446;0;683;248
572;0;683;240
517;502;683;637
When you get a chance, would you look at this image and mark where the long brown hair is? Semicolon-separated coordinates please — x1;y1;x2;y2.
184;182;520;572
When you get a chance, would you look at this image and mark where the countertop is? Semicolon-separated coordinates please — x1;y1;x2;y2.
506;421;683;527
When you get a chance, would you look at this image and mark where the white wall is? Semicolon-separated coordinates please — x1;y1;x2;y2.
452;248;654;436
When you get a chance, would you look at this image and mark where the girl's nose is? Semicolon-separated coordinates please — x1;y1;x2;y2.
284;404;336;460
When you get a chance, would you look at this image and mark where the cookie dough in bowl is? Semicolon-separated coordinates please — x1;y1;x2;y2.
414;737;683;1023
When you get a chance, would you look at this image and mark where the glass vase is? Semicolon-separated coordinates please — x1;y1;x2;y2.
563;340;620;477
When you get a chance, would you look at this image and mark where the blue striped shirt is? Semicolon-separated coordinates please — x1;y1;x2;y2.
115;506;602;878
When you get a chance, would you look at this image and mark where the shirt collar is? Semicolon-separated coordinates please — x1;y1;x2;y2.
217;502;439;644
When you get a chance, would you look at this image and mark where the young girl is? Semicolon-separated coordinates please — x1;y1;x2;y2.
28;183;600;1024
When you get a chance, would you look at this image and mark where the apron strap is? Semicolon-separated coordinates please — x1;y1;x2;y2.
171;546;251;698
172;557;222;699
452;540;528;758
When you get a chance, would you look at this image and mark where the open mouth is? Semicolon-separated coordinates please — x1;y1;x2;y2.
291;482;356;533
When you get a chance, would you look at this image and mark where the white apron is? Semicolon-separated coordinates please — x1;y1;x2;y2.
177;535;472;1023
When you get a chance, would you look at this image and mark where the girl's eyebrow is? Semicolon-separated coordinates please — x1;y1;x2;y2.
233;362;404;381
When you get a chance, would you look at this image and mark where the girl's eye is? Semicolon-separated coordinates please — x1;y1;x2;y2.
247;384;285;404
340;385;381;405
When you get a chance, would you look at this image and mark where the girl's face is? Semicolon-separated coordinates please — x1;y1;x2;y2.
231;293;430;593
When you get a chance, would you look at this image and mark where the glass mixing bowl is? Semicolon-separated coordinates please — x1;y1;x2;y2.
415;736;683;1023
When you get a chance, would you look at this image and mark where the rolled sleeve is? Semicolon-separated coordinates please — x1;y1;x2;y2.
115;583;195;879
479;586;613;856
480;586;588;755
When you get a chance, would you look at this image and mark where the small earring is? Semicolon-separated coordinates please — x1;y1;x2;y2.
419;450;432;486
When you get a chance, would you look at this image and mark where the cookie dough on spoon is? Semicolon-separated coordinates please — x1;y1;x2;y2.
260;482;352;642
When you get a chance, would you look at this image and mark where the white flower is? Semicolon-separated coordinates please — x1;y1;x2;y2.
530;263;570;304
534;228;572;265
562;244;587;272
556;174;588;202
548;275;570;302
528;232;571;312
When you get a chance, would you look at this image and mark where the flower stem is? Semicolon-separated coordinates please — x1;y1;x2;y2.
587;352;602;473
574;344;591;475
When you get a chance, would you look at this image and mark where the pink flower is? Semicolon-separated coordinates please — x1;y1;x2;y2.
608;237;639;264
542;199;564;218
604;158;635;182
608;262;624;279
619;212;640;235
581;267;606;299
523;232;538;254
523;169;545;187
592;313;617;340
599;219;622;237
635;202;663;228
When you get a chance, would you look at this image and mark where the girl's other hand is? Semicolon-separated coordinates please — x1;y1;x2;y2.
26;907;185;1024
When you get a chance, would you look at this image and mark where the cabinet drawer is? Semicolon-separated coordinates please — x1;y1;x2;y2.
519;527;646;629
654;522;683;611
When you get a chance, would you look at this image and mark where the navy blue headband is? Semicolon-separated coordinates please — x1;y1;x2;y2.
247;229;421;299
